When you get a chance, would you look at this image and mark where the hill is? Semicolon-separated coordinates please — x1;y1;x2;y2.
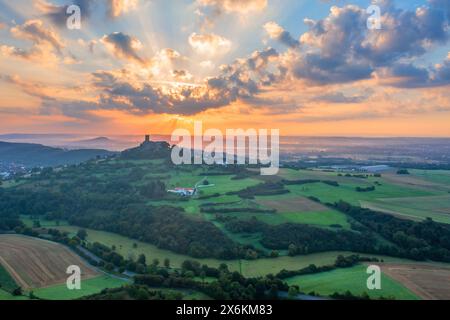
0;141;115;167
120;138;171;160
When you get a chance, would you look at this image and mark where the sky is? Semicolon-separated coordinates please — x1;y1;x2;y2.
0;0;450;137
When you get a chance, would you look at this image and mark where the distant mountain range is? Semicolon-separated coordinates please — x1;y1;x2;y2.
0;141;116;167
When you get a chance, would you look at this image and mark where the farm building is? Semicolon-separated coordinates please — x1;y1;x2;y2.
168;187;196;197
358;165;391;173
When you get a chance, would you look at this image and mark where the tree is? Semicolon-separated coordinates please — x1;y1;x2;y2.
200;271;206;284
105;263;115;271
288;244;298;256
152;258;160;267
137;254;146;266
77;229;87;241
164;258;170;268
12;287;23;296
288;286;299;299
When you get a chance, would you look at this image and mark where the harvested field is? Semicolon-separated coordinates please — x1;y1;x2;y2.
379;263;450;300
0;235;99;289
257;197;327;213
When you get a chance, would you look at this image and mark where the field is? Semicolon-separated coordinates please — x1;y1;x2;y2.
361;195;450;224
380;263;450;300
284;180;434;206
285;265;419;300
410;169;450;187
20;215;69;228
0;289;29;300
0;234;99;289
257;197;327;212
34;275;127;300
0;263;18;292
53;225;428;278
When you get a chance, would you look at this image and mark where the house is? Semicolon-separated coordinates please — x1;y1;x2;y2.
168;187;196;197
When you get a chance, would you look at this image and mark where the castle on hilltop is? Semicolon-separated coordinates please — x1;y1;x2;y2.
121;134;171;160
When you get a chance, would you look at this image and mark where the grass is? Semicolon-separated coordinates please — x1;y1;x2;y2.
50;225;433;278
33;275;127;300
286;265;419;300
362;195;450;224
278;210;351;228
284;181;434;206
0;289;29;300
20;215;69;228
411;169;450;186
149;287;212;300
0;264;19;292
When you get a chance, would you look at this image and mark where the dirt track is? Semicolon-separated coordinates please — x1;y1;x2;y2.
0;234;99;289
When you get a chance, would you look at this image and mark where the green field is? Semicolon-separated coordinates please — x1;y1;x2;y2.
20;215;69;228
0;265;27;300
410;169;450;186
286;265;419;300
33;275;127;300
278;210;351;228
53;225;428;277
284;180;434;206
361;195;450;224
0;264;19;293
0;289;29;300
151;287;212;300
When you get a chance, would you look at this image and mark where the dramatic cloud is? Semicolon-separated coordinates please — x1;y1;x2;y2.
108;0;139;18
35;0;138;26
282;1;450;86
189;33;232;56
172;70;193;81
196;0;268;14
1;19;65;63
40;47;282;118
378;53;450;88
2;0;450;127
314;92;369;104
35;0;92;27
264;21;300;48
100;32;146;65
11;19;64;53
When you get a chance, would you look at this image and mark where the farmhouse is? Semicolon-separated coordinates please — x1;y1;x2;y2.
168;187;196;197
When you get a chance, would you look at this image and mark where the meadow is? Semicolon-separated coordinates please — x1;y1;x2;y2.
53;225;429;278
34;275;127;300
410;169;450;186
285;265;419;300
0;264;18;293
361;195;450;224
0;289;29;300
